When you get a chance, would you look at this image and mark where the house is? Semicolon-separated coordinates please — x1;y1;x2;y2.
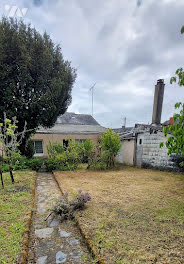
116;79;181;171
32;112;106;158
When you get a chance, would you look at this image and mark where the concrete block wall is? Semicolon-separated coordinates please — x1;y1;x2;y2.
137;131;177;170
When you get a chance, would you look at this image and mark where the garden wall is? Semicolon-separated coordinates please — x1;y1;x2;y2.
136;131;178;170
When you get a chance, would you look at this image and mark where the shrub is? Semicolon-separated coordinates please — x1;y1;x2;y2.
56;152;68;166
79;139;95;164
2;163;9;172
90;156;106;170
52;189;91;220
45;158;58;172
65;140;80;169
100;129;121;168
13;155;29;170
24;140;35;159
47;142;64;159
28;158;43;171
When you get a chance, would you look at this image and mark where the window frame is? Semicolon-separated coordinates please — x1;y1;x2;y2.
33;140;43;156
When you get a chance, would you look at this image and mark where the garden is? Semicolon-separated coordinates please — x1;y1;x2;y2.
55;168;184;264
0;116;184;264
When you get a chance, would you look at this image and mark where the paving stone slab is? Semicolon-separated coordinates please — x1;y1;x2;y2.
59;229;71;238
35;228;53;239
56;251;67;263
37;256;47;264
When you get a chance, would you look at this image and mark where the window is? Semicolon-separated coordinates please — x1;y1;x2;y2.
139;139;142;145
63;139;69;149
75;139;85;144
34;140;43;154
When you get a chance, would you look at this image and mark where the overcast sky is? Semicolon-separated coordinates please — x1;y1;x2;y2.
0;0;184;128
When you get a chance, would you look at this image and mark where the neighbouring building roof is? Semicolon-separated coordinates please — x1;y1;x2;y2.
56;112;100;126
36;112;106;135
113;127;133;134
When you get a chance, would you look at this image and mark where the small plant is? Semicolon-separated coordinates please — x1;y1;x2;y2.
45;158;58;172
51;189;91;220
28;158;43;171
47;141;64;159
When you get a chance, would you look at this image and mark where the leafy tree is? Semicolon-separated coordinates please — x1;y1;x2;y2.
0;17;77;153
161;103;184;167
161;26;184;167
0;114;27;185
79;139;95;166
100;129;121;168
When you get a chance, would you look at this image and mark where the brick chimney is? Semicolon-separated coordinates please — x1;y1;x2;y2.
169;117;174;125
152;79;165;125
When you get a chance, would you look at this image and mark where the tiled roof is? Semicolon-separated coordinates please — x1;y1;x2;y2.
56;112;100;126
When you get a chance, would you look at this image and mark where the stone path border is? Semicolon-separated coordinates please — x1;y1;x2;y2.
27;172;93;264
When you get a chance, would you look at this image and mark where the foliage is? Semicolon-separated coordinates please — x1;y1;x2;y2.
89;156;106;170
28;158;43;171
79;139;95;165
65;140;81;169
0;114;27;185
44;158;58;172
160;102;184;167
45;140;81;171
100;129;121;168
161;26;184;167
24;140;35;159
47;141;64;159
52;189;91;220
0;17;77;154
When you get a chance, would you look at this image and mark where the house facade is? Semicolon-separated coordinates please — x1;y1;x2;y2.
32;112;106;158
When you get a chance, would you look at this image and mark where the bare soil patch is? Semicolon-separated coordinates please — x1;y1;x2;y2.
55;167;184;264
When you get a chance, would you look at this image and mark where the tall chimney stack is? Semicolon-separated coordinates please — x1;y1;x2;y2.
152;79;165;125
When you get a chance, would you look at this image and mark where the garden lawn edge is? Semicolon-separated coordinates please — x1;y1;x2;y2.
16;172;36;264
53;172;105;264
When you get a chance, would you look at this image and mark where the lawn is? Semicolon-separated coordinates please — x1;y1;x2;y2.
55;167;184;264
0;170;35;264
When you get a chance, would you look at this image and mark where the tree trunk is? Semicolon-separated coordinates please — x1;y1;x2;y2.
9;166;14;184
0;169;4;189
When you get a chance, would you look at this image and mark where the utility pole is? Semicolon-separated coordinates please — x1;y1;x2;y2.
89;83;96;117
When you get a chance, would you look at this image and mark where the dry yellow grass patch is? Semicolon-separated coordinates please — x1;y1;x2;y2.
55;167;184;264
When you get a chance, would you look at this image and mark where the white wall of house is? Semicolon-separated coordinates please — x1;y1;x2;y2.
117;139;135;165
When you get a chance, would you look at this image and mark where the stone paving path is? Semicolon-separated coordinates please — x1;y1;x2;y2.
27;172;92;264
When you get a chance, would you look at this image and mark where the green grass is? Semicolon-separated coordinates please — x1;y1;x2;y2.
0;170;35;264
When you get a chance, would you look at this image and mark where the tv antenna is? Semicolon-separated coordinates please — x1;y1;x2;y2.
123;117;126;127
89;83;96;117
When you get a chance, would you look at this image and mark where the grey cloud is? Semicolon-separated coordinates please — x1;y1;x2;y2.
1;0;184;127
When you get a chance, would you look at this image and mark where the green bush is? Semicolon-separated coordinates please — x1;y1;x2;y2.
13;155;29;170
100;129;121;168
45;158;58;172
78;139;95;164
2;164;9;172
90;156;106;170
28;158;43;171
24;140;35;159
47;141;64;159
56;152;68;166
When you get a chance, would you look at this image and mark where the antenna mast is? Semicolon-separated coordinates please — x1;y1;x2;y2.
89;83;96;117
